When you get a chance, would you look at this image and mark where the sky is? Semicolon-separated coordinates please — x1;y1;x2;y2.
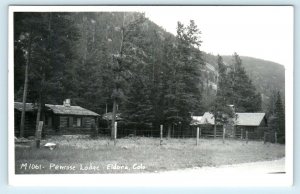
144;6;293;67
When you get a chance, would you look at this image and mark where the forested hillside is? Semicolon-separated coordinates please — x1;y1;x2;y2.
202;53;285;111
14;12;285;137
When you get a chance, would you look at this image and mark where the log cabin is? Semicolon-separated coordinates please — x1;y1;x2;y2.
14;99;99;137
191;112;268;139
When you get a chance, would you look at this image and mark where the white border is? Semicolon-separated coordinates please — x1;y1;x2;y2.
8;5;293;187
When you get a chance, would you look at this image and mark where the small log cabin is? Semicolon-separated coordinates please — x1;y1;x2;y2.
14;102;37;137
191;112;224;137
191;112;268;139
234;113;268;139
14;100;99;137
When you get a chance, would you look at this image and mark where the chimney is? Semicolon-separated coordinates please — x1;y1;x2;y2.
227;104;235;116
228;104;235;110
63;99;71;107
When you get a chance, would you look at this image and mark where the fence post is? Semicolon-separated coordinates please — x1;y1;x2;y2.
246;130;248;144
196;127;199;146
167;125;171;140
160;125;163;145
199;127;202;138
264;132;266;144
275;132;277;144
214;124;217;138
222;126;226;144
114;121;117;146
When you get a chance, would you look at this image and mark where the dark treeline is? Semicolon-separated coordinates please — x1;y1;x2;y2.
14;12;283;138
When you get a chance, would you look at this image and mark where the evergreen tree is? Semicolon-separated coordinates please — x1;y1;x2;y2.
110;13;147;138
14;12;34;137
162;20;203;134
121;16;157;135
211;55;235;137
267;90;277;116
15;12;80;135
274;91;285;143
229;53;262;112
71;12;114;114
211;53;262;138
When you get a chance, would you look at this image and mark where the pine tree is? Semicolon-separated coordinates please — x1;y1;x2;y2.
14;13;34;137
229;53;262;112
110;12;146;138
211;53;262;138
267;90;277;116
211;55;234;138
162;20;203;135
15;12;80;135
274;91;285;143
72;12;114;114
121;18;157;135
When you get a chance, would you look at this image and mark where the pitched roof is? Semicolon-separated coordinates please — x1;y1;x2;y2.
235;113;266;126
14;102;99;116
14;102;36;112
193;112;266;126
190;116;203;125
45;104;99;116
102;112;122;121
200;112;215;125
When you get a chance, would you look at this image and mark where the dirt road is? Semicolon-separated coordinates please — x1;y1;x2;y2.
160;157;285;175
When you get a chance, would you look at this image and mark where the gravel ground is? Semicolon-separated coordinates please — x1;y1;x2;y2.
159;157;285;175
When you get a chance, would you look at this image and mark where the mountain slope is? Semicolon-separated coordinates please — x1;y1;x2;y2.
138;17;286;112
202;53;285;111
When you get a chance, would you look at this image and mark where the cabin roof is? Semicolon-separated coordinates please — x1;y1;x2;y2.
200;112;215;125
14;102;35;112
45;104;99;116
235;113;266;126
190;116;203;125
14;102;99;116
102;112;122;121
193;112;266;127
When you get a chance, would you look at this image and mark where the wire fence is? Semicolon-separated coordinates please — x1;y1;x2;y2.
98;125;284;144
15;121;284;145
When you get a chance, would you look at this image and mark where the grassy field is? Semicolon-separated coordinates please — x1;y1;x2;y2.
15;135;285;174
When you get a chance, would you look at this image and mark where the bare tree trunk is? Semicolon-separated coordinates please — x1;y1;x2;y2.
35;57;45;134
35;72;46;136
35;98;42;132
34;13;50;137
20;32;32;137
20;61;29;138
81;15;88;66
111;13;125;139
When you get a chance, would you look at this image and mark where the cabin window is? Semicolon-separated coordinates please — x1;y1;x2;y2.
71;116;82;127
76;117;82;127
